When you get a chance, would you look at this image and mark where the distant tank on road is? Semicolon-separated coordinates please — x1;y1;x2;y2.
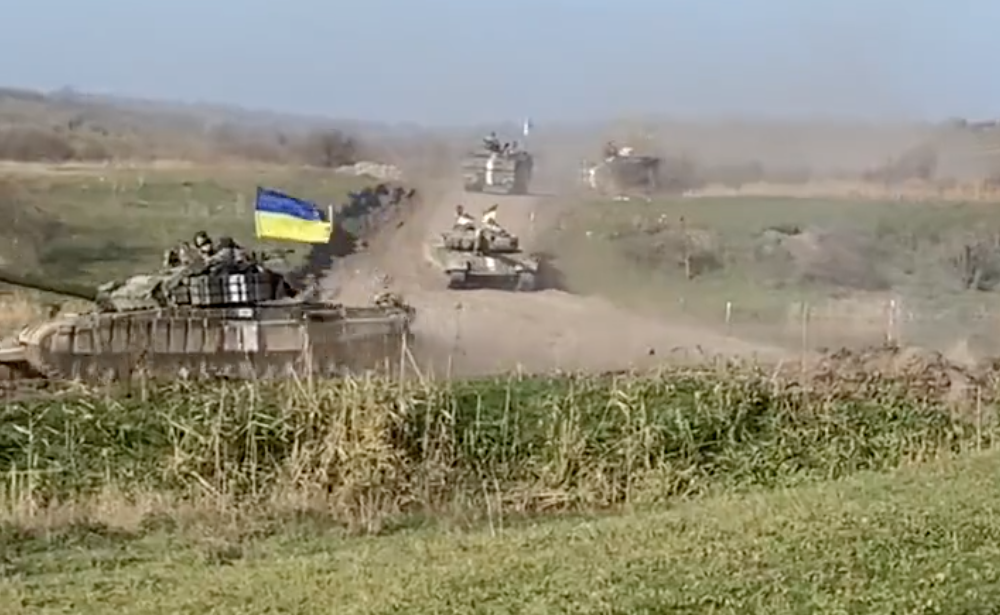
461;134;534;196
580;143;661;200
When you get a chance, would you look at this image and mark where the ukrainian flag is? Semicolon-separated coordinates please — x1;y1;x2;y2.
254;187;332;244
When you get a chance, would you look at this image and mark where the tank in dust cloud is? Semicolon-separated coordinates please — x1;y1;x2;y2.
426;227;540;291
461;147;534;195
580;154;661;198
0;253;415;384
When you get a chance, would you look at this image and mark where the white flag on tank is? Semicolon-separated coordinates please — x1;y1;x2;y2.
522;118;533;137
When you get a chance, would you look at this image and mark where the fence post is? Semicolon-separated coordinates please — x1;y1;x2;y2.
448;301;463;379
799;301;810;364
886;299;897;344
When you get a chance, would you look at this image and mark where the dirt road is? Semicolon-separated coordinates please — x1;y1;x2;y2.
320;181;789;377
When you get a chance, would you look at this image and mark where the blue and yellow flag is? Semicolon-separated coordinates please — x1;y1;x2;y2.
254;187;332;244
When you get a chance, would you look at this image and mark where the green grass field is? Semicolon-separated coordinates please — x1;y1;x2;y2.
2;431;998;613
1;366;998;612
543;194;1000;353
0;165;371;284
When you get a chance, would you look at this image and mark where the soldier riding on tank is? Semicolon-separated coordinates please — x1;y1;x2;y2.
473;204;509;253
483;131;501;153
163;240;203;268
481;203;506;235
193;231;215;258
205;236;249;271
454;205;475;231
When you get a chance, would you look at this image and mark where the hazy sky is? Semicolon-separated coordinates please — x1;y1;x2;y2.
1;0;997;125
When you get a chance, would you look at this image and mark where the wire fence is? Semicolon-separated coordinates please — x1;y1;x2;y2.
669;295;1000;356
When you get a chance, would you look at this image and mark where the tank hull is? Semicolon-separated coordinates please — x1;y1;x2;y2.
581;156;661;198
1;302;414;383
425;244;538;292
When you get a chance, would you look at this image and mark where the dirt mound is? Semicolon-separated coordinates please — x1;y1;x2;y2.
799;343;986;404
318;177;791;377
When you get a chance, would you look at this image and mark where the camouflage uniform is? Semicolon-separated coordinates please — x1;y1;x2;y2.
483;132;501;153
206;236;249;270
193;231;215;259
162;241;200;268
454;204;475;230
481;204;504;234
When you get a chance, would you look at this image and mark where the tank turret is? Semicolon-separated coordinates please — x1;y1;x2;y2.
0;252;308;314
440;228;521;253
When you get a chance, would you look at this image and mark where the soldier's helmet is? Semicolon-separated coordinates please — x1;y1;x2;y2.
193;231;213;253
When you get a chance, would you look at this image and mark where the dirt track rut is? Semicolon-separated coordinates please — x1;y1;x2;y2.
320;181;789;376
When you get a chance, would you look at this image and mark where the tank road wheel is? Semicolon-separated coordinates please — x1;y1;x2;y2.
515;271;536;292
447;270;468;289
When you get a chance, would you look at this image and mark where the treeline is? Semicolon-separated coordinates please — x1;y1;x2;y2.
0;86;367;166
0;123;364;167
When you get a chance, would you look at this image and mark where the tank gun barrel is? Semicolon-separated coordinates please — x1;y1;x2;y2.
0;270;99;302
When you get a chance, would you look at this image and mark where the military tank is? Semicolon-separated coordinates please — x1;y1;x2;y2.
580;153;661;199
426;227;540;291
0;254;415;384
461;147;534;195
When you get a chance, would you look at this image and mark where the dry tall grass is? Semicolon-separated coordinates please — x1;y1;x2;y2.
1;362;995;536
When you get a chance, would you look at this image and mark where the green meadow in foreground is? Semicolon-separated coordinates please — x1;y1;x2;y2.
1;367;998;613
2;447;999;613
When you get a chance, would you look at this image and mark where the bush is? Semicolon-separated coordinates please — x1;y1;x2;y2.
296;128;360;168
0;127;75;162
208;124;291;163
